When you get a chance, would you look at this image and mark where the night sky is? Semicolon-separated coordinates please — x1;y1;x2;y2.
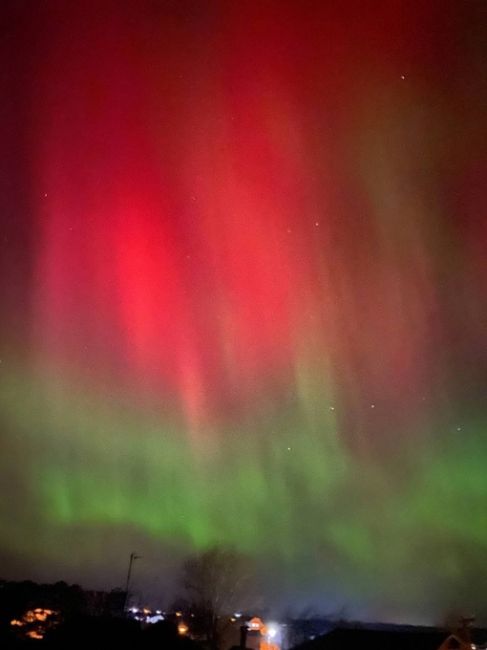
1;0;486;623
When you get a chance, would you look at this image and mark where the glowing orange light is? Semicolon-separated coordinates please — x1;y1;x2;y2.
248;617;264;631
178;622;189;635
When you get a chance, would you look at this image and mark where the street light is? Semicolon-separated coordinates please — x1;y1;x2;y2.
123;552;141;614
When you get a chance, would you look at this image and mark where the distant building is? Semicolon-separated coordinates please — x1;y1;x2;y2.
244;617;280;650
438;635;470;650
290;623;487;650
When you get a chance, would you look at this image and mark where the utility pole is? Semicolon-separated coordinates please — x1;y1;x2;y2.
123;552;141;615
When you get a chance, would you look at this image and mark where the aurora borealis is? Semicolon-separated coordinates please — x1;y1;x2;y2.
1;0;487;623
